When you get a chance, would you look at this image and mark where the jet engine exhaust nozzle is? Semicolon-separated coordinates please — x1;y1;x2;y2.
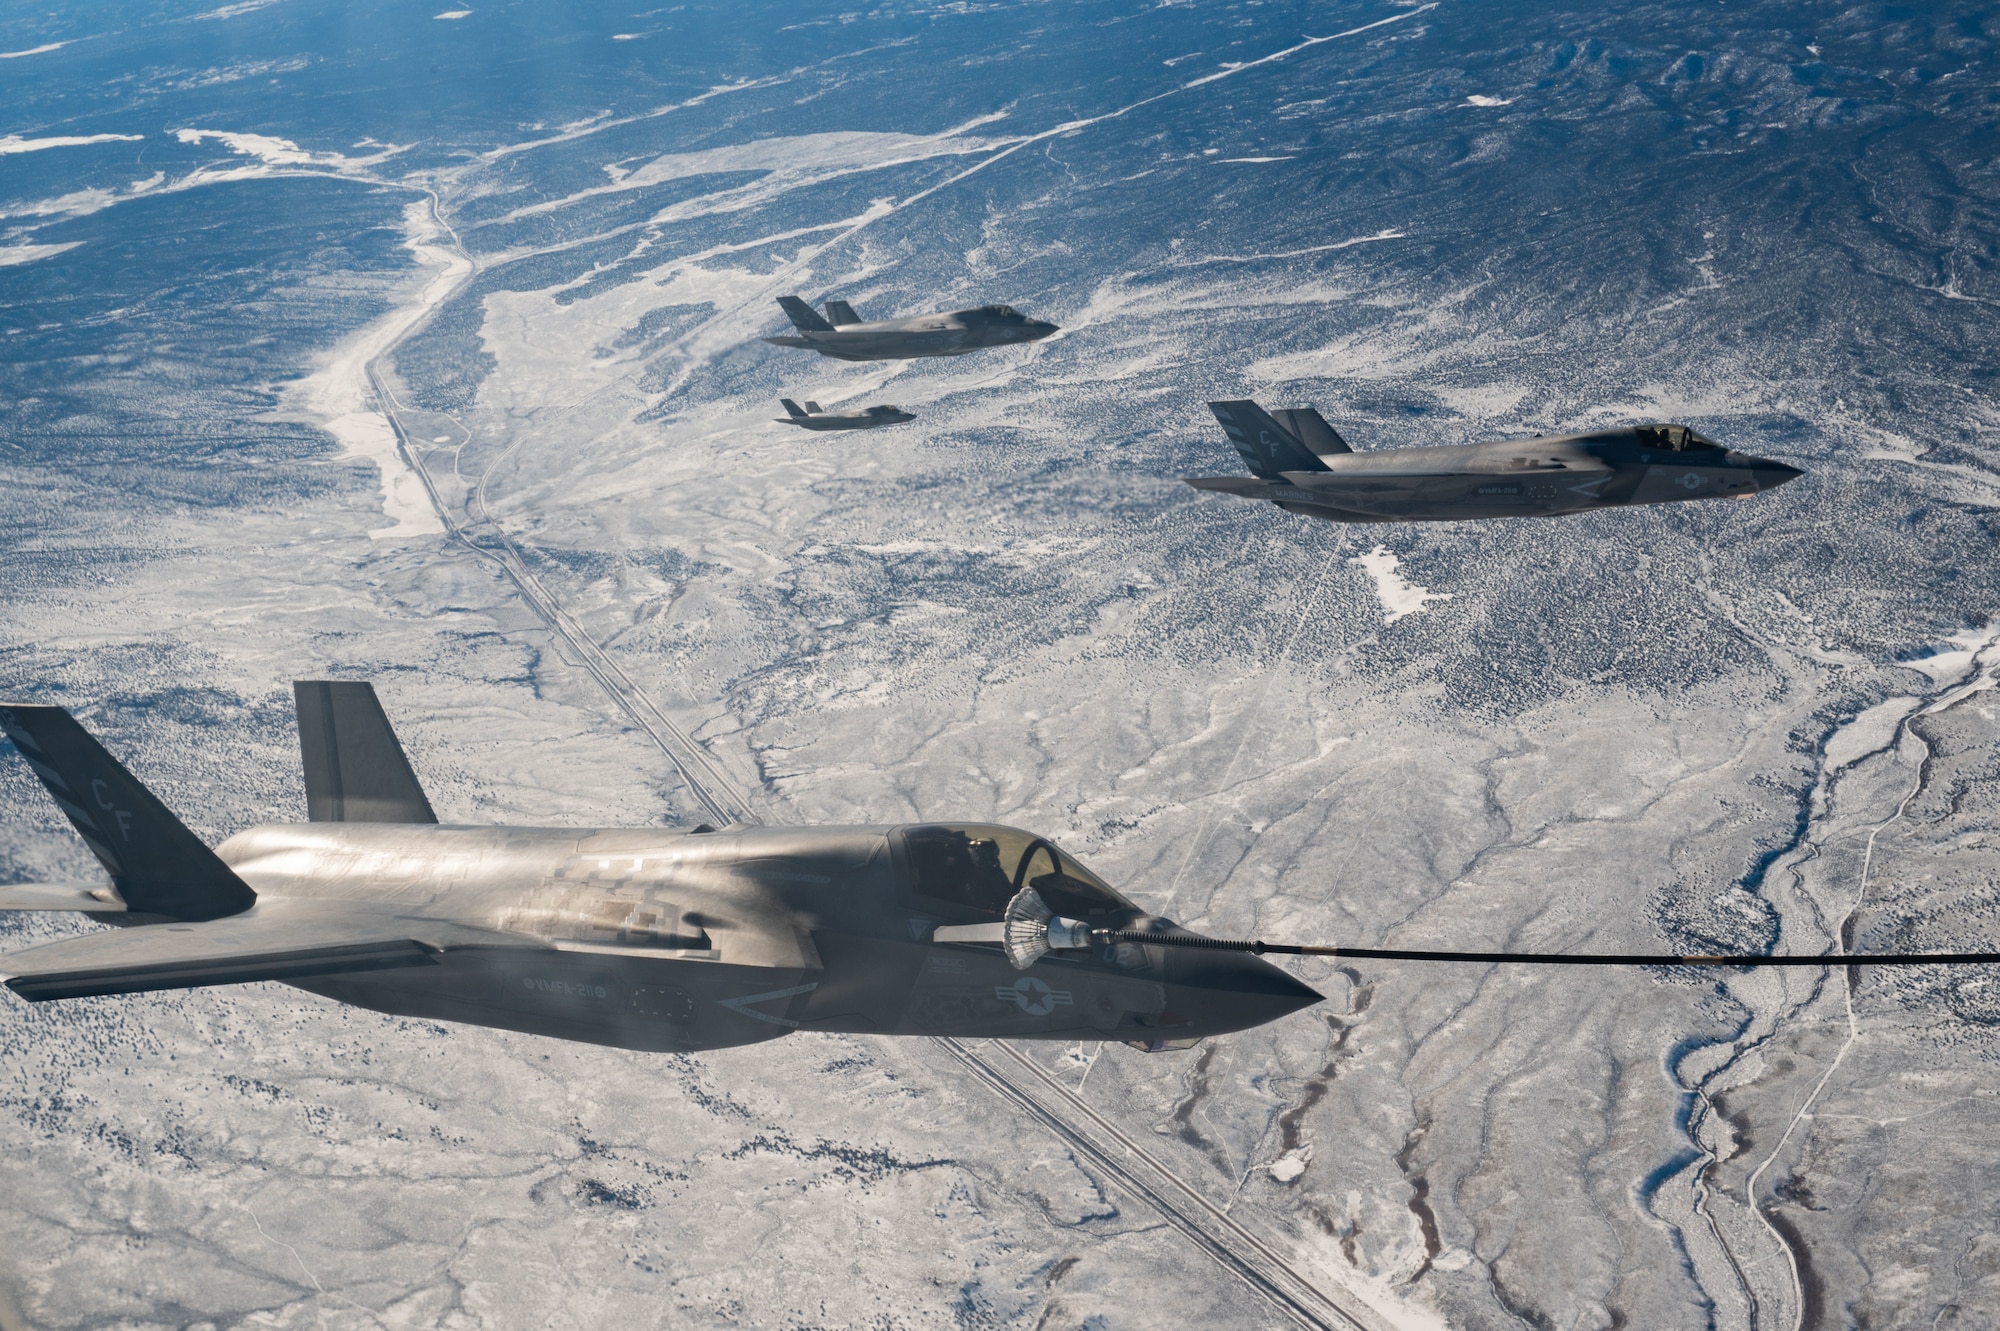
1002;887;1092;969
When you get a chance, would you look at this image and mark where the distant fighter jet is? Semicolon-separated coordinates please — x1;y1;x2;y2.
0;685;1317;1053
775;398;914;431
762;295;1058;361
1187;400;1803;522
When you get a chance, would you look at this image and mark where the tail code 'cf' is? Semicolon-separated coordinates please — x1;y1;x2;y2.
1207;401;1335;478
0;705;256;920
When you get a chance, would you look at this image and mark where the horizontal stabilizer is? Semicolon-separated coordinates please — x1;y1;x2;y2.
0;882;125;912
1207;401;1333;478
776;295;835;333
0;704;257;921
824;299;861;327
1184;476;1276;495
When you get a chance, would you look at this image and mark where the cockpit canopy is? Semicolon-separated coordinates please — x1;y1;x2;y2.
896;823;1135;920
1634;423;1721;452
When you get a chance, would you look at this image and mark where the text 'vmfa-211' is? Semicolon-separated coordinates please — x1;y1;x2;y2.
0;684;1317;1054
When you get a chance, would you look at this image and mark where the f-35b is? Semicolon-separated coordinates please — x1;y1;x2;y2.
1187;400;1802;522
0;685;1316;1053
762;295;1058;361
776;398;914;431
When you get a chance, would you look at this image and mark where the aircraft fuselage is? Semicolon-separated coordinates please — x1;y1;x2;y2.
764;309;1058;362
1188;428;1803;522
213;822;1316;1053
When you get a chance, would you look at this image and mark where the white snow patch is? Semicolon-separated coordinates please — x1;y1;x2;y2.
172;127;405;174
1463;95;1513;107
291;198;464;539
1350;545;1451;623
1215;155;1294;163
0;41;67;58
191;0;284;18
1820;697;1921;777
482;124;1001;228
0;132;143;155
434;8;472;17
1268;1144;1312;1181
1899;625;2000;688
1184;230;1403;265
0;172;162;222
0;241;83;267
173;127;320;166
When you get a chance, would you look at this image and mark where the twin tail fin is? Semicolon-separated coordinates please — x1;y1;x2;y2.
0;704;256;920
294;681;437;824
776;295;835;333
1207;401;1350;479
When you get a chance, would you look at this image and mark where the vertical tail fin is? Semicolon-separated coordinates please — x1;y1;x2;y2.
1271;407;1351;458
824;299;862;327
804;400;826;415
293;681;438;824
1207;401;1333;478
779;398;808;419
776;296;836;333
0;704;256;920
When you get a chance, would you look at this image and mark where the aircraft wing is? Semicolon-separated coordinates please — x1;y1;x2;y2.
0;898;540;1001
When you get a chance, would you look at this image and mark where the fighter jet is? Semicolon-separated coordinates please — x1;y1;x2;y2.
0;684;1317;1053
1186;400;1803;522
775;398;914;431
761;295;1058;361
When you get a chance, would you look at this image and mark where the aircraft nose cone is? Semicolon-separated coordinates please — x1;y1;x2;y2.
1753;459;1804;490
1163;948;1322;1035
1027;320;1059;339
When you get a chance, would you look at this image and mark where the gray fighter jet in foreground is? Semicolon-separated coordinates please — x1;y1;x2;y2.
775;398;914;431
1187;400;1803;522
0;685;1316;1052
762;295;1058;361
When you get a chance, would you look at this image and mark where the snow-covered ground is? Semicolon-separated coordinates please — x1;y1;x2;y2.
4;0;1999;1326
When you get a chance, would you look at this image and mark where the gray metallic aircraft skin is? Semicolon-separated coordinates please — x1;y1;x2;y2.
0;692;1317;1055
762;295;1058;362
1188;401;1803;523
776;398;915;431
